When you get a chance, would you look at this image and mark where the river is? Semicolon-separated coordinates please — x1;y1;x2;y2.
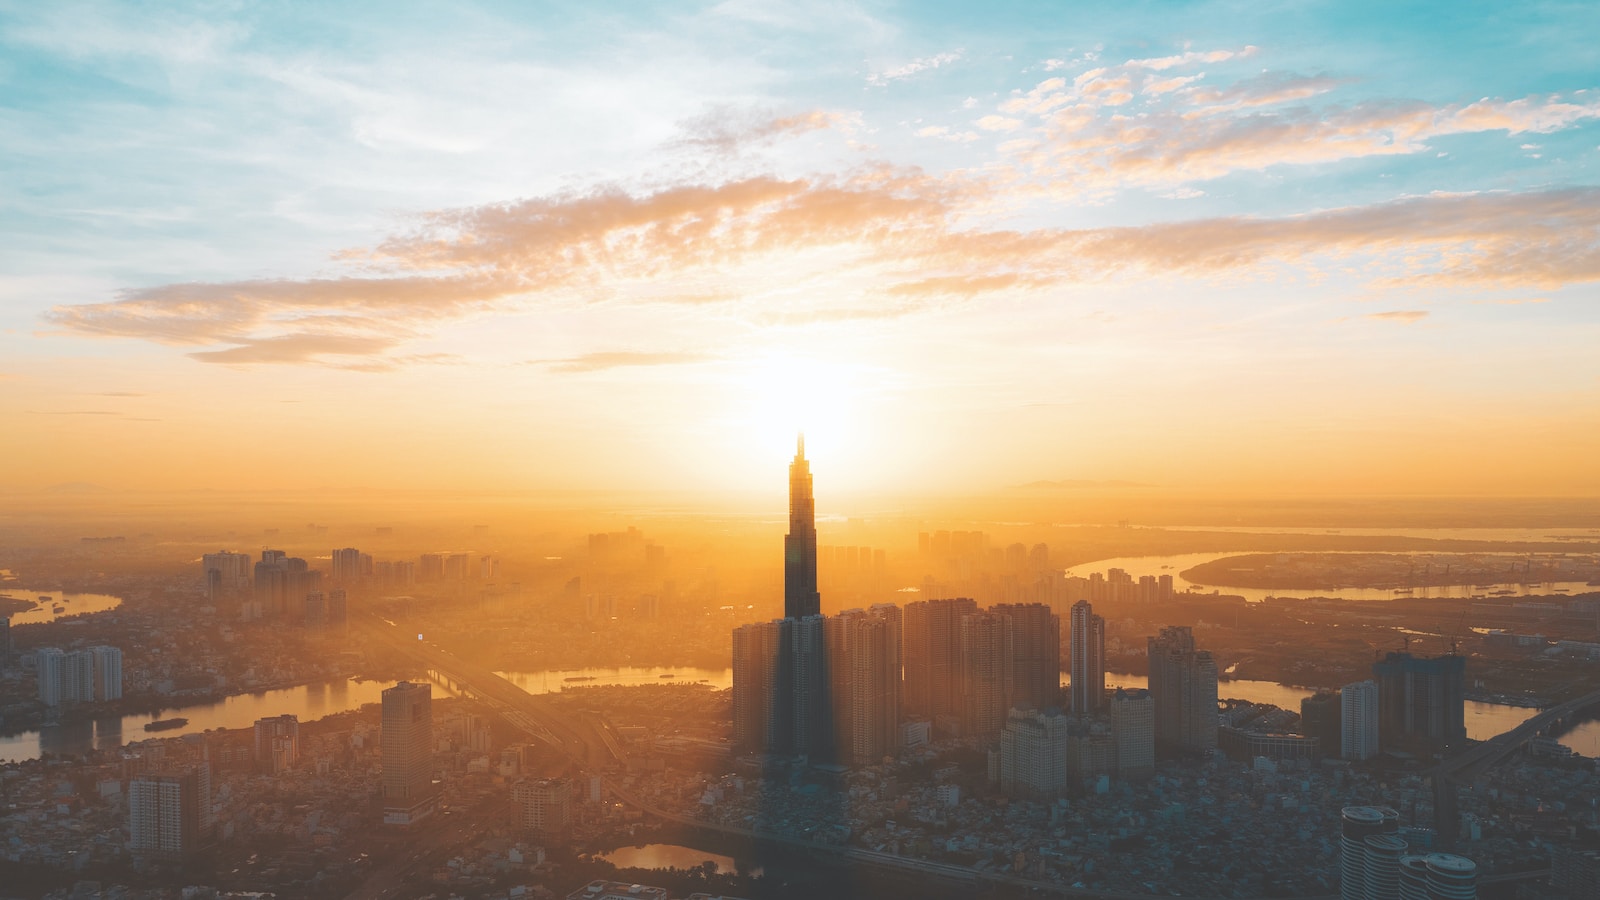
1061;552;1598;603
0;587;123;625
7;662;1595;763
0;666;730;762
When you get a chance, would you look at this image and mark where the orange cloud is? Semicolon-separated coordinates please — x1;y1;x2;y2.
45;175;1600;365
1362;310;1429;324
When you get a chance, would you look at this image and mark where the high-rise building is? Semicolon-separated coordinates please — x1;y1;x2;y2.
0;617;10;659
732;619;783;753
731;613;832;759
202;551;252;602
304;591;327;628
63;649;95;703
1069;600;1105;714
1302;690;1343;756
827;606;902;765
1340;806;1399;900
784;434;820;620
36;647;65;707
512;778;573;836
331;547;363;582
1109;687;1155;778
998;707;1071;801
327;588;348;626
129;766;211;857
904;597;979;724
1342;680;1381;761
994;602;1060;710
1371;652;1466;754
1148;626;1218;756
381;681;438;825
255;714;300;774
1338;807;1476;900
959;610;1014;736
90;645;122;701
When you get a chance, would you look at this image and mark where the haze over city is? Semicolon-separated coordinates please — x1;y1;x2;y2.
4;3;1600;900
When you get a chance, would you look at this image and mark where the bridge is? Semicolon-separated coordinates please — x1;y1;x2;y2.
355;614;626;769
1430;686;1600;848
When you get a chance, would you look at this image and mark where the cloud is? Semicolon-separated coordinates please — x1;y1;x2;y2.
1363;310;1429;324
868;51;962;86
187;333;404;365
1124;47;1256;71
537;351;717;373
1472;297;1548;305
46;171;1600;367
30;410;123;416
674;108;853;154
1008;91;1600;192
976;115;1023;132
95;391;146;397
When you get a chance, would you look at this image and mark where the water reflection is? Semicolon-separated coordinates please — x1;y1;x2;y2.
601;843;762;878
1062;552;1598;603
0;588;123;625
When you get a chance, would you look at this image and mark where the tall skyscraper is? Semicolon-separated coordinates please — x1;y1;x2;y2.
784;434;820;620
1069;600;1105;714
381;681;438;825
904;597;979;724
1148;625;1219;756
994;602;1061;711
1341;680;1381;761
1371;651;1466;754
959;610;1014;736
129;766;212;857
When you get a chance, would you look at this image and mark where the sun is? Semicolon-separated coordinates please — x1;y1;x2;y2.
723;351;871;480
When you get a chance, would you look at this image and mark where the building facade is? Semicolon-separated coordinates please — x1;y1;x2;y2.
381;681;438;825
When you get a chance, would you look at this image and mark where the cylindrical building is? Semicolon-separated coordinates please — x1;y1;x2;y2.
1399;855;1432;900
1363;834;1407;900
1423;853;1476;899
1341;807;1392;900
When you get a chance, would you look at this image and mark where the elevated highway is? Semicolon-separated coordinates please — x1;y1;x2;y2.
1430;686;1600;848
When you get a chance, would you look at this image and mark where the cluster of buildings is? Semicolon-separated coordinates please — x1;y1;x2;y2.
1338;806;1477;900
35;644;122;707
202;546;502;624
732;438;1222;802
1291;653;1469;765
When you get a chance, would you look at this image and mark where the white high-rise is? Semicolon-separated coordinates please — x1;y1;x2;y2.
1342;680;1381;761
90;645;123;701
36;647;65;706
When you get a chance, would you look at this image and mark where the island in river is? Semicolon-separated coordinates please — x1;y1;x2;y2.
1181;551;1600;591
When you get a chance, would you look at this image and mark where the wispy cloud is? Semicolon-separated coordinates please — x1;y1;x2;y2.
537;351;717;373
868;50;962;86
674;108;855;154
1362;310;1429;324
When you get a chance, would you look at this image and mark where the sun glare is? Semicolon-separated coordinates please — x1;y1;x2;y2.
725;352;871;479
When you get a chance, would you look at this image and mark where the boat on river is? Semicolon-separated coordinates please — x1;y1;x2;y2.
563;675;597;682
144;717;189;732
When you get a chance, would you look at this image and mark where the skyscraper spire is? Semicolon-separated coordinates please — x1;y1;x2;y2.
784;434;820;620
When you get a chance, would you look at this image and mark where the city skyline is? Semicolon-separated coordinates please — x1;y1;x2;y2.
2;2;1599;498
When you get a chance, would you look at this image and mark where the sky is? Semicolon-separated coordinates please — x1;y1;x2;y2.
2;0;1598;500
